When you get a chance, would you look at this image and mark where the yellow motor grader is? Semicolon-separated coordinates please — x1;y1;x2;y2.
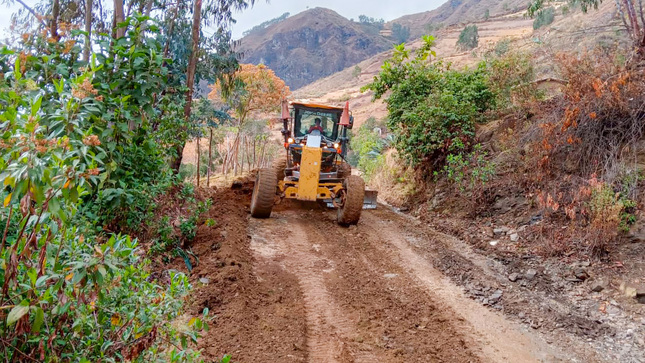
250;101;377;225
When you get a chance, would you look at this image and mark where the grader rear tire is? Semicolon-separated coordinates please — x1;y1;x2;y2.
337;175;365;226
251;169;277;219
273;157;287;183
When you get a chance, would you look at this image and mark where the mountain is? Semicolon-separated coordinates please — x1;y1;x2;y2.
237;8;392;90
388;0;531;38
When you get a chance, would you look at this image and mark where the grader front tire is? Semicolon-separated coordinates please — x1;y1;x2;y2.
337;162;351;179
273;157;287;183
337;175;365;226
251;169;277;219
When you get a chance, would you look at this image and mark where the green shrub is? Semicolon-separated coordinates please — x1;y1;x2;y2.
352;65;362;78
486;51;540;109
180;164;198;180
493;38;511;56
457;25;479;50
0;59;204;361
533;7;555;30
349;117;388;180
363;36;495;169
438;144;496;195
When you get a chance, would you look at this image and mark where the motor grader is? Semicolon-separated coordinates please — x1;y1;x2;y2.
250;101;377;225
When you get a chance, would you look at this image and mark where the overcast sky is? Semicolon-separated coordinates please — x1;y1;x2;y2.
229;0;444;38
0;0;445;40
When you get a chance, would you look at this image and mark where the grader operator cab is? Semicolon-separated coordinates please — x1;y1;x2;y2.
250;101;377;225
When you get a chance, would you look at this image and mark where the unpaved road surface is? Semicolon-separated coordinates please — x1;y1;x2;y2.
249;207;566;363
186;189;602;362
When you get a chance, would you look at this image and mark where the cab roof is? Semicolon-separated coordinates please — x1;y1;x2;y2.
291;102;343;111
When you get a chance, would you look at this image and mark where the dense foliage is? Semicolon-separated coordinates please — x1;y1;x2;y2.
349;117;389;180
363;36;495;170
0;0;247;357
0;38;206;361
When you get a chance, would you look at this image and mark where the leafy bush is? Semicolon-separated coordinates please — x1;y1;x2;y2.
0;55;204;361
180;164;198;180
493;38;511;56
349;117;389;180
486;51;540;109
457;25;479;50
438;144;496;198
363;36;495;170
352;65;362;78
533;7;555;30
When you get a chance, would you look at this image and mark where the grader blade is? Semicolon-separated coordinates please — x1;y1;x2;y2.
363;189;378;209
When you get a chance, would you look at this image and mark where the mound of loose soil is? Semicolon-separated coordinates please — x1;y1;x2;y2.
169;184;308;362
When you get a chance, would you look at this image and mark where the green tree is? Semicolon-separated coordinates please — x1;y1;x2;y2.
353;65;362;78
362;36;495;170
533;7;555;29
392;23;411;44
457;24;479;50
349;117;388;179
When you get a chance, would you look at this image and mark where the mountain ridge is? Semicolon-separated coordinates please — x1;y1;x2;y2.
238;7;392;90
237;0;533;90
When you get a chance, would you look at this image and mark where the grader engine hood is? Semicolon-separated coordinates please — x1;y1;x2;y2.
298;135;323;201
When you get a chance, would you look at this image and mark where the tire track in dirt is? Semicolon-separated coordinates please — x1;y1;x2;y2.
360;211;568;362
250;211;381;363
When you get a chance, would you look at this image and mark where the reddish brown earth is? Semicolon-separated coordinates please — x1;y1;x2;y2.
170;184;632;363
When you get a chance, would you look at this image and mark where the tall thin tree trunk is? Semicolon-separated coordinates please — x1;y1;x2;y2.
240;135;245;174
83;0;93;61
253;138;257;168
233;136;239;176
163;4;181;58
259;139;267;168
140;0;154;33
50;0;60;40
208;128;213;187
638;0;645;30
114;0;125;38
246;137;252;170
623;0;641;39
196;134;200;187
172;0;202;172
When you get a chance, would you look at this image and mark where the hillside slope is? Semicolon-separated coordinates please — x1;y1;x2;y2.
388;0;531;38
294;1;624;127
238;8;392;90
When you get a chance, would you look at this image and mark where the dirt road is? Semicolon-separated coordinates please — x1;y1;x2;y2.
187;189;600;362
